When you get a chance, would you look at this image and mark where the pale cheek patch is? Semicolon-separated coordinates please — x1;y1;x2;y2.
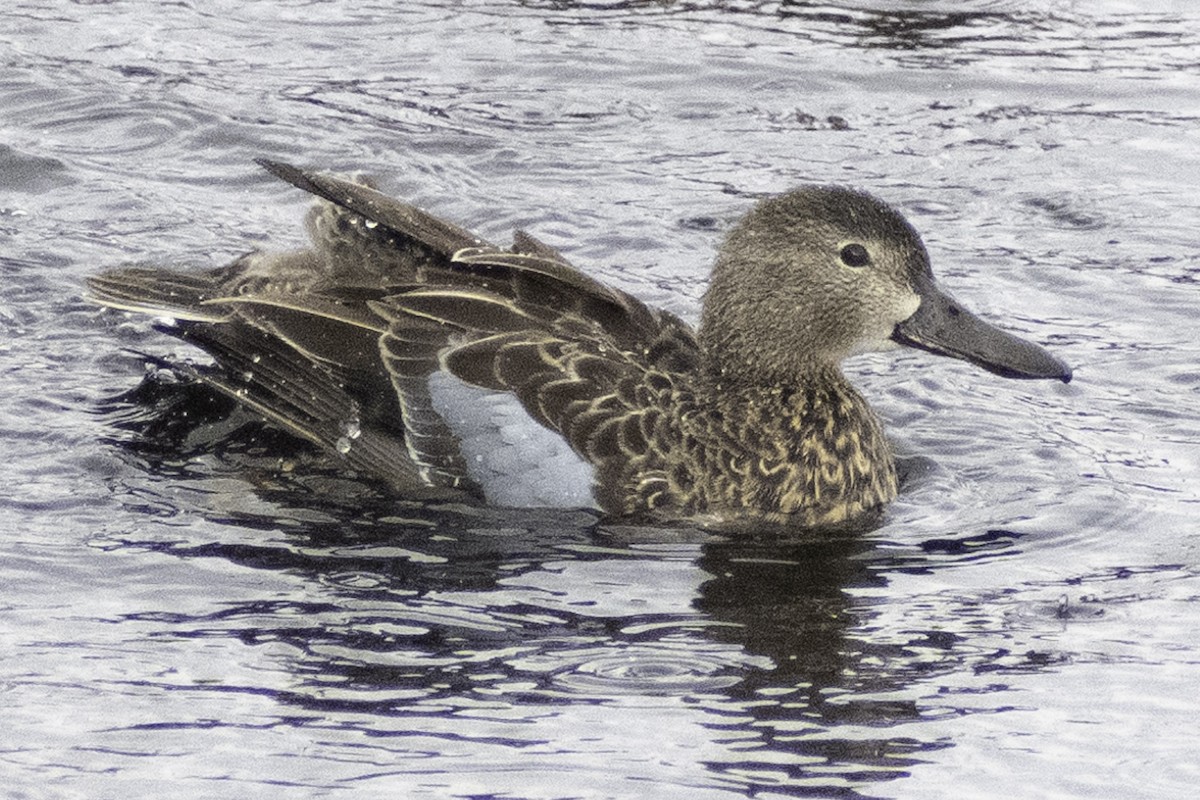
893;290;921;325
849;288;920;356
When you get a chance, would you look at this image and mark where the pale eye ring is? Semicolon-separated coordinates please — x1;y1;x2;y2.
839;243;871;268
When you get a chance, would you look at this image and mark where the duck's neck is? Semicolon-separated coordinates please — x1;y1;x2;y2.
696;367;898;526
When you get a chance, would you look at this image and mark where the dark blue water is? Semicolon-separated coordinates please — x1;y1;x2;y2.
3;2;1199;798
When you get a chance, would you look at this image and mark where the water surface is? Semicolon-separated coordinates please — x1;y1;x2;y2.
3;2;1199;798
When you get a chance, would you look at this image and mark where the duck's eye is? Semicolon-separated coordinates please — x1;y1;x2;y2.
840;243;871;268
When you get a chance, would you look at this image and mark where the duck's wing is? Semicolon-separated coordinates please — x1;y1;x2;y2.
88;162;487;496
91;161;702;509
249;162;705;510
88;258;448;495
371;250;702;514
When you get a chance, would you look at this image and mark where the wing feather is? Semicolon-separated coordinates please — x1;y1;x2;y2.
87;268;232;322
257;158;488;256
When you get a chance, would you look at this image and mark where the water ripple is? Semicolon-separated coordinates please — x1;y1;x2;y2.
515;640;769;697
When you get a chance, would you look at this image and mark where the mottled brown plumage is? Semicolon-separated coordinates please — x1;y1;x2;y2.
89;160;1071;527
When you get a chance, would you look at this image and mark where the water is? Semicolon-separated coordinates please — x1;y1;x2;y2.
3;1;1199;797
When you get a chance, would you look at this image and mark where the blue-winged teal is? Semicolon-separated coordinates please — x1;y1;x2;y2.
89;160;1071;527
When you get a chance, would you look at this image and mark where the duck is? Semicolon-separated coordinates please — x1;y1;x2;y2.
88;160;1072;528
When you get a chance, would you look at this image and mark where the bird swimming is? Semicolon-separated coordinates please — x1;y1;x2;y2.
89;160;1071;528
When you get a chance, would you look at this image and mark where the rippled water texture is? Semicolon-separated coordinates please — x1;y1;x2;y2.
3;2;1199;798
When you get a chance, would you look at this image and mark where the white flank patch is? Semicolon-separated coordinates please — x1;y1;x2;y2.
426;371;598;509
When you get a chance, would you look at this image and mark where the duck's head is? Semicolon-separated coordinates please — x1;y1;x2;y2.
699;186;1072;385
